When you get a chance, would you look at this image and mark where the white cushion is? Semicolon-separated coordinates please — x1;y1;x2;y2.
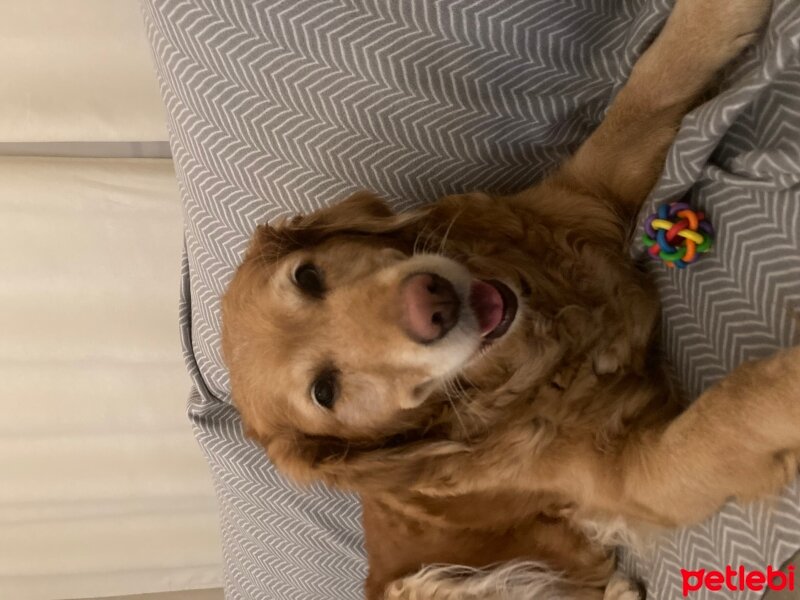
0;157;221;599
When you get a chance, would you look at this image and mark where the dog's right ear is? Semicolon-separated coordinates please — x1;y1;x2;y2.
256;421;470;494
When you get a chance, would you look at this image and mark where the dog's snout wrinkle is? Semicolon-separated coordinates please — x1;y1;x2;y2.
401;273;460;344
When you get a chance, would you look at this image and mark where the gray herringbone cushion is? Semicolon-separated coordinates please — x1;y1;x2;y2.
141;0;800;598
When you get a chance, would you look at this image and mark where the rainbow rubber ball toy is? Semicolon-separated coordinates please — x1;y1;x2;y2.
642;201;714;269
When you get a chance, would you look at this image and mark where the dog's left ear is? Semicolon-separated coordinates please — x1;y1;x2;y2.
242;191;428;265
278;190;426;248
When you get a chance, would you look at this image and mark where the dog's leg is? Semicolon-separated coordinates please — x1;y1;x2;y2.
617;345;800;527
554;0;772;215
603;573;645;600
383;562;610;600
413;345;798;527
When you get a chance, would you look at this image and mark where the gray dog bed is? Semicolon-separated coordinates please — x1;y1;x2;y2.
141;0;800;598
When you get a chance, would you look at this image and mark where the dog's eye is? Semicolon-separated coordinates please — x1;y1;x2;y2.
311;370;338;410
293;262;325;298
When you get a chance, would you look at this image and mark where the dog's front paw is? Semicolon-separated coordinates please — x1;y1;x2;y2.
739;450;800;503
668;0;772;65
603;573;646;600
733;345;800;450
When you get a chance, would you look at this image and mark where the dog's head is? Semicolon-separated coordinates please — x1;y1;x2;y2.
222;191;536;487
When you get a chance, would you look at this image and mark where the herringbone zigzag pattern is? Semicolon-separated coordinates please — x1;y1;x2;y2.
142;1;800;598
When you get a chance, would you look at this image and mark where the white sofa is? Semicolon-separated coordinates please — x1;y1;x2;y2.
0;2;222;599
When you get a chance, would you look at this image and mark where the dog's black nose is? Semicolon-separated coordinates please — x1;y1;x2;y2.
400;272;460;343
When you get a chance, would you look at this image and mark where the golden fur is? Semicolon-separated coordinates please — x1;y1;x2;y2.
222;0;800;598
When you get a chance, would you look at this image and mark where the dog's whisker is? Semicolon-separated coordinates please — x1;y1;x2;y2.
437;209;463;256
413;222;438;256
455;370;478;391
412;224;438;255
454;379;487;430
419;228;436;256
442;382;468;436
441;375;484;435
417;220;450;256
449;376;469;404
412;227;425;256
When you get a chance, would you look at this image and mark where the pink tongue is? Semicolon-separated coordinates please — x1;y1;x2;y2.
470;280;504;336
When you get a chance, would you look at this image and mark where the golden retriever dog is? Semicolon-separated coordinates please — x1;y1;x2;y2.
222;0;800;597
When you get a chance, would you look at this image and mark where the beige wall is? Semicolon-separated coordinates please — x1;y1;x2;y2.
0;0;168;142
92;590;223;600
